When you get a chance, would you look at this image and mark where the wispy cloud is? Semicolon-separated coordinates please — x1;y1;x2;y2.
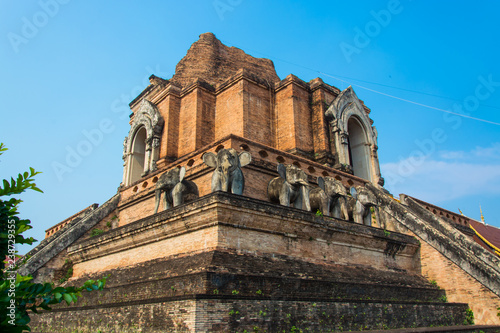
381;143;500;203
439;142;500;161
439;150;465;160
472;142;500;160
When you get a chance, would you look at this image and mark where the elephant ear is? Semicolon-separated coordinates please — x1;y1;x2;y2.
178;166;186;182
350;187;358;200
317;177;325;191
277;164;286;180
299;170;308;183
239;151;251;167
203;152;217;168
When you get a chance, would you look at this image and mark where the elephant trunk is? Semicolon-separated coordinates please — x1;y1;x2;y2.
220;158;232;192
374;206;382;228
301;185;311;211
220;172;229;192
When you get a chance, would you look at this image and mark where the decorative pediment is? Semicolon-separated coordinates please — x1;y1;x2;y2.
131;99;164;139
326;86;366;122
122;99;164;185
325;86;375;144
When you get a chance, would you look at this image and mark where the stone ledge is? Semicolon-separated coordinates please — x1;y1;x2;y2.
369;184;500;297
401;194;500;272
18;194;120;277
67;192;420;273
350;325;500;333
46;294;465;313
30;297;471;332
61;250;445;308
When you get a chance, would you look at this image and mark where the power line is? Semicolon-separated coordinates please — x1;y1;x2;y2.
224;40;500;126
320;72;500;126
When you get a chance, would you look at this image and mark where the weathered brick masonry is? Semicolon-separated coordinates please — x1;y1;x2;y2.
25;32;500;332
31;193;472;332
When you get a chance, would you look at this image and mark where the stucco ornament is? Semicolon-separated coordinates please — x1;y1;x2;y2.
153;166;199;213
268;164;311;211
325;86;383;185
310;176;349;219
202;148;251;195
347;185;382;227
122;99;164;185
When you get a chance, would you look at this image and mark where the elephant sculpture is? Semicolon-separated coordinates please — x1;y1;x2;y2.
310;176;349;219
268;164;311;211
202;148;252;195
153;166;199;213
347;185;381;227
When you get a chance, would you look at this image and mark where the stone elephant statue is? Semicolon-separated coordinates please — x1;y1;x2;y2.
347;185;381;227
153;166;199;213
202;148;252;195
310;176;349;219
268;164;311;211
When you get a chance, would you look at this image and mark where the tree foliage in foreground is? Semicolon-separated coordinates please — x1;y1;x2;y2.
0;143;109;333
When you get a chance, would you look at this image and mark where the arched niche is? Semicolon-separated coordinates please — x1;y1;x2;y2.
128;126;147;184
347;116;371;181
325;86;383;185
122;99;164;186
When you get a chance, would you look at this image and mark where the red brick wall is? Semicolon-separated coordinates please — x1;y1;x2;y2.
215;81;244;140
417;233;500;325
157;94;180;160
178;89;198;156
275;84;296;152
311;88;337;157
199;89;216;147
242;80;273;147
291;83;313;154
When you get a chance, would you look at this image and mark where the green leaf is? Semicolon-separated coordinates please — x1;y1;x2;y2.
31;186;43;193
16;274;33;284
63;293;73;304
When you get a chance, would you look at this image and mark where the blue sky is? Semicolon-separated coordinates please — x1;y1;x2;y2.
1;0;499;253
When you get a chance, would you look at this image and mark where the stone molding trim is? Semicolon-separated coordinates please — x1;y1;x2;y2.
67;191;420;278
122;99;164;185
400;194;500;273
43;204;98;241
367;183;500;297
18;194;120;276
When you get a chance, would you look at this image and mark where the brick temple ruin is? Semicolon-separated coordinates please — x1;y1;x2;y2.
23;32;500;332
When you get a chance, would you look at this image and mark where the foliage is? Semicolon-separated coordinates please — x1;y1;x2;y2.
464;308;474;325
0;143;109;333
315;209;323;217
58;265;73;284
90;228;105;237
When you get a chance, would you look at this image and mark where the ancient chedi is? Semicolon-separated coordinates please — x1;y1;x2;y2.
24;33;500;332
